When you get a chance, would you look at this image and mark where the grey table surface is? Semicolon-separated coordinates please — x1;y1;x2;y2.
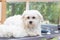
0;33;59;40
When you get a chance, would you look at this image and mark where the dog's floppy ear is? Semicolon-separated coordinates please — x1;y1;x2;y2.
22;11;27;19
36;10;44;22
22;14;25;19
22;10;29;19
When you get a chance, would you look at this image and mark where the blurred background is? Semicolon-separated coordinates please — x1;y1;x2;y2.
6;2;60;24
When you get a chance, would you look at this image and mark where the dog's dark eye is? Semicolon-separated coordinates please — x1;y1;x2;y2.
27;16;30;19
32;16;35;19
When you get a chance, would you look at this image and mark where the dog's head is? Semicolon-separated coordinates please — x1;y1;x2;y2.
22;10;44;28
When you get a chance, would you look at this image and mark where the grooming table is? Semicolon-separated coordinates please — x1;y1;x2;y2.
0;36;45;40
0;33;60;40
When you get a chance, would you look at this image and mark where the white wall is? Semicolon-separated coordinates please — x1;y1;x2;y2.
0;2;2;21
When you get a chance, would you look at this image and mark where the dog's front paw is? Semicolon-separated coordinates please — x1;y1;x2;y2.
37;32;42;37
28;32;39;37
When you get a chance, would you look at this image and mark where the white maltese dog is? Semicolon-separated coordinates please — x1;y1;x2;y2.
22;10;43;36
0;10;43;37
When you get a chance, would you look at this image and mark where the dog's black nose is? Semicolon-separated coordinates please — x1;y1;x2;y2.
29;21;32;24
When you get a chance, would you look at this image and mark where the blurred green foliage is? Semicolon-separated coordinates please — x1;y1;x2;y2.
6;2;60;24
6;2;26;17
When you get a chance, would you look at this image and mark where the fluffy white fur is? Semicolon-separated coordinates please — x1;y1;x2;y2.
0;10;43;37
4;15;22;26
0;24;27;37
22;10;43;36
0;15;27;37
